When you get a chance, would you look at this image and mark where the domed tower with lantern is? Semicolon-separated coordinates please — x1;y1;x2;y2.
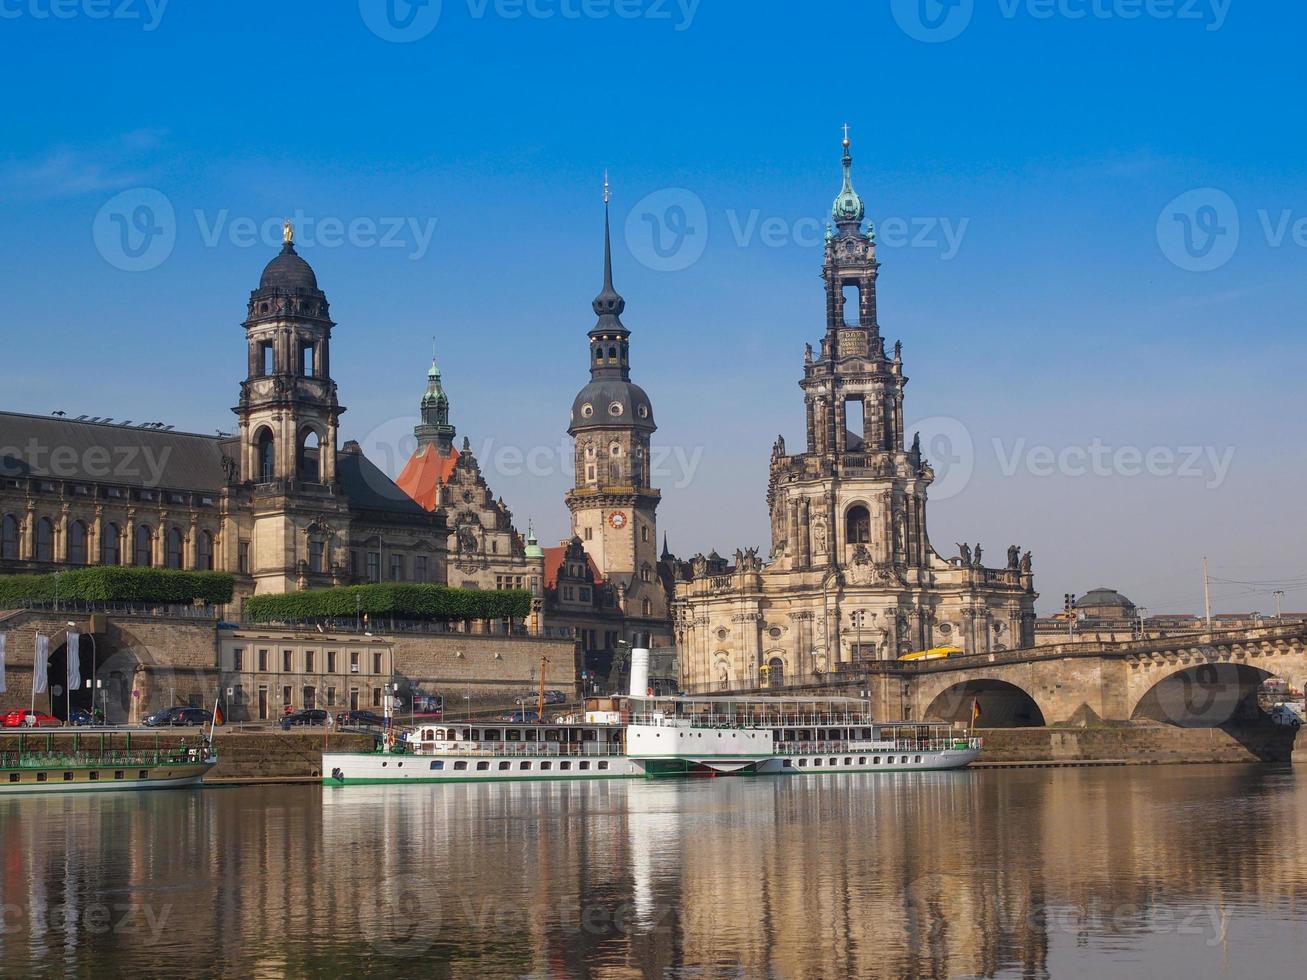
565;183;666;623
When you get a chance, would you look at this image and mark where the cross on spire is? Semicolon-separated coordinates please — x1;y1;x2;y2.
603;169;611;205
842;122;850;145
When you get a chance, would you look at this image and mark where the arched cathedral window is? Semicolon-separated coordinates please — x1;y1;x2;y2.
846;505;871;545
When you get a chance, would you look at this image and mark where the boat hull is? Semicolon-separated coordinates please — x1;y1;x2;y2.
0;761;215;794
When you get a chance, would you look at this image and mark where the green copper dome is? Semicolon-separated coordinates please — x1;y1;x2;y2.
831;132;865;227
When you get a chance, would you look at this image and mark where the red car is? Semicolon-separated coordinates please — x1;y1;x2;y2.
0;710;62;728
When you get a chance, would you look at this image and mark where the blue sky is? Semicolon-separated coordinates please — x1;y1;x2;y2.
1;0;1304;613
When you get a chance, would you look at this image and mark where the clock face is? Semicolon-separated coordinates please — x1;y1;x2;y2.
608;512;627;529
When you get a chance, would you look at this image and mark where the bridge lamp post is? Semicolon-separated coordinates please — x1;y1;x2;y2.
1273;591;1285;621
1136;607;1148;641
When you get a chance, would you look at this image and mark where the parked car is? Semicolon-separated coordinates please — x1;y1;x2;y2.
143;706;189;728
68;708;100;727
282;709;329;729
0;710;62;729
337;709;387;728
500;710;540;723
544;690;568;705
169;707;213;727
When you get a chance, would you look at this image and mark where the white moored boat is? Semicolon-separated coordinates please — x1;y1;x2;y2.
323;697;981;786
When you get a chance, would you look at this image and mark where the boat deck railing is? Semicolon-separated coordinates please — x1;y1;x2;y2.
0;749;207;769
406;741;621;759
774;737;982;756
628;712;876;729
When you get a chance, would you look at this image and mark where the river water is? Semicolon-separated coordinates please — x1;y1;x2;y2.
0;765;1304;978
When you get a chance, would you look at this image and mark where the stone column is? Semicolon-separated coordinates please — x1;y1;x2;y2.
22;503;34;560
835;397;847;455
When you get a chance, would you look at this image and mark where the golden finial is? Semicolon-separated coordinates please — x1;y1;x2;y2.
283;219;294;245
842;122;851;148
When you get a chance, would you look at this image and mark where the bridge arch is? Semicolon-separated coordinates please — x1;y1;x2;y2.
1131;662;1278;728
922;678;1047;728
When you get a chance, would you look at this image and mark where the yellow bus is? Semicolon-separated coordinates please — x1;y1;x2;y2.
898;646;965;663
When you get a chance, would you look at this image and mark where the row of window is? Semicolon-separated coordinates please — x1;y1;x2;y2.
421;759;612;773
247;685;384;718
10;770;150;783
785;755;924;768
348;550;430;583
232;648;384;676
0;515;215;569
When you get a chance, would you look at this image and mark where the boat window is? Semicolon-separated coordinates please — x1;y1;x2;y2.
525;730;538;742
798;759;807;767
461;729;471;740
484;730;500;742
844;758;852;766
814;759;821;767
37;773;47;782
519;761;531;770
858;757;866;765
423;730;434;740
429;761;444;771
546;730;561;742
499;761;511;771
598;761;609;770
64;772;74;781
507;729;520;741
454;761;468;771
559;761;571;771
476;761;490;771
470;729;481;740
579;761;590;770
915;756;922;763
582;729;596;741
829;758;838;766
540;761;552;771
114;770;124;780
783;760;793;768
138;771;148;779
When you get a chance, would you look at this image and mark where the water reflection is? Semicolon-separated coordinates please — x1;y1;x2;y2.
0;767;1304;978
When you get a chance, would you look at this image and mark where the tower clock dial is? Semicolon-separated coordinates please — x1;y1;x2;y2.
608;512;627;529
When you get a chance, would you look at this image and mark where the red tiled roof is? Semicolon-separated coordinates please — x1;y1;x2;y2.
395;444;458;512
542;544;603;590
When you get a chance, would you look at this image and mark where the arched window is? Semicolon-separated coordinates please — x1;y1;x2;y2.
196;530;214;570
846;505;871;545
67;521;88;565
608;346;617;361
642;598;652;617
133;524;154;567
768;657;785;686
594;347;603;362
256;428;276;483
100;523;121;565
0;515;18;560
165;527;185;569
297;428;321;483
35;518;54;562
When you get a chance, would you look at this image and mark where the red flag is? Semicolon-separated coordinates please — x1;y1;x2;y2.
214;702;225;726
971;698;982;724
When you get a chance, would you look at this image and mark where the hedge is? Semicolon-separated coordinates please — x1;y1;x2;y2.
0;567;235;607
244;584;533;624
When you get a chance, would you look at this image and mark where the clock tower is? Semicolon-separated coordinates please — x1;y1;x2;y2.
565;184;666;621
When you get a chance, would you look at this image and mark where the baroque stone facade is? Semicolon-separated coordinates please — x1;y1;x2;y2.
0;225;450;602
674;134;1038;693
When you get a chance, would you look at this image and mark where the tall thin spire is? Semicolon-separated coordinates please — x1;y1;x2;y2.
832;123;866;229
592;172;626;323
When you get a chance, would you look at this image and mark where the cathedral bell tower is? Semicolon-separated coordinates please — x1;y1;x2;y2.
235;222;344;488
565;181;665;621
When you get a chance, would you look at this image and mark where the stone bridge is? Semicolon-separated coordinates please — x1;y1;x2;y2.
753;623;1307;729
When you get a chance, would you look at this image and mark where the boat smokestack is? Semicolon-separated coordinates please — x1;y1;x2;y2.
629;631;651;698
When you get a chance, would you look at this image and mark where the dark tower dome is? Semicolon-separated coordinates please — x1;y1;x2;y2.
259;239;319;291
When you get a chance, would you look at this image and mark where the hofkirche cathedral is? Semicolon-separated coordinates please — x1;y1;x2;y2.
0;132;1037;690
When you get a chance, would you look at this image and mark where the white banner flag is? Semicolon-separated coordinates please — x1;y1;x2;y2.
34;633;49;695
67;632;81;693
0;634;7;695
